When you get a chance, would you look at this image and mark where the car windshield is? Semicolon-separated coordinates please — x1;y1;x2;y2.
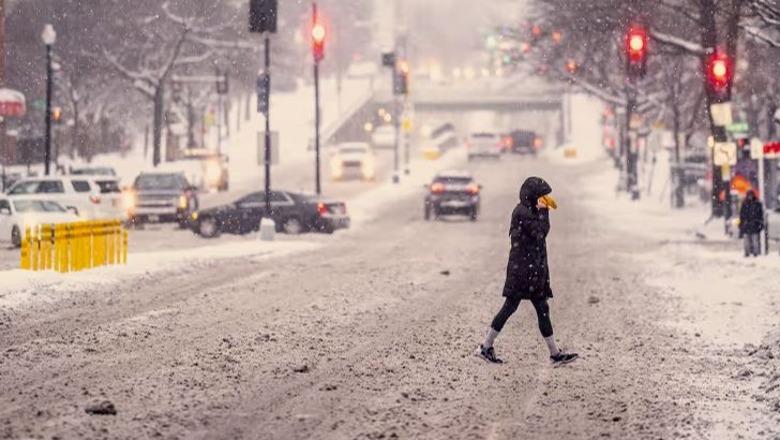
13;200;67;213
434;176;473;185
339;147;368;154
95;180;121;194
135;174;185;190
72;167;115;176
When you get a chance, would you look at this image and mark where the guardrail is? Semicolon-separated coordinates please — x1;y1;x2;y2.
20;220;128;272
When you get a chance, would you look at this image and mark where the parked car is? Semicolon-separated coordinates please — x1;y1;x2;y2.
190;190;349;237
424;170;481;221
330;142;376;181
466;132;502;160
89;176;127;220
509;130;541;155
0;196;79;247
126;172;198;227
6;176;102;218
70;165;117;176
371;124;396;149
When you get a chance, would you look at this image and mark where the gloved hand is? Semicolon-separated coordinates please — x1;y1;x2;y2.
538;195;558;210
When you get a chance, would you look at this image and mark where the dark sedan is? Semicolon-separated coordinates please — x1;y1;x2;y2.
190;190;350;237
424;171;481;221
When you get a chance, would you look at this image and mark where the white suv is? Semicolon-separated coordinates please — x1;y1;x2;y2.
6;176;103;219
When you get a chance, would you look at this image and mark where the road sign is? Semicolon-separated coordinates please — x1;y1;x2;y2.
726;122;749;133
710;102;733;127
257;131;279;165
750;138;764;159
713;141;737;166
764;142;780;159
0;88;26;117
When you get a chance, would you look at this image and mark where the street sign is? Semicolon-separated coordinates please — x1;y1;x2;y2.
0;88;26;117
710;102;733;127
726;122;749;133
750;138;764;159
713;141;737;166
257;131;279;165
764;142;780;159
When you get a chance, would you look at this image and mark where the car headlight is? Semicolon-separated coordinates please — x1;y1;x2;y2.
205;161;222;186
179;195;188;209
122;191;136;211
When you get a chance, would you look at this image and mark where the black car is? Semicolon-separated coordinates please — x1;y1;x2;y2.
190;190;350;237
509;130;541;155
424;171;481;221
128;172;199;228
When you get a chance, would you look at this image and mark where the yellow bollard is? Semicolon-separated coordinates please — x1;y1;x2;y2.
122;228;128;264
31;226;40;271
20;226;31;270
40;224;52;271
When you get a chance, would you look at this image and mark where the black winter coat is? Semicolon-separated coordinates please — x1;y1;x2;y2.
739;193;764;234
502;177;553;301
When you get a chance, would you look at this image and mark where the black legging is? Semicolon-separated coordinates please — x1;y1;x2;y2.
490;297;553;337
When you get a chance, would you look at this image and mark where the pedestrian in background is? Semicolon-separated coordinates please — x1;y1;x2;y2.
739;190;764;257
475;176;578;366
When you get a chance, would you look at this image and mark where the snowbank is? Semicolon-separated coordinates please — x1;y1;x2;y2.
0;239;320;310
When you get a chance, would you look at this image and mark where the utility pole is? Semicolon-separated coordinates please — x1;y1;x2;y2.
311;1;326;195
624;24;648;200
42;24;56;176
250;0;278;241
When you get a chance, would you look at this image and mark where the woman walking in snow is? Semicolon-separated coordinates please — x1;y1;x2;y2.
476;176;578;365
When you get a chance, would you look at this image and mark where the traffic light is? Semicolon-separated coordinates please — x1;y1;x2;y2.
565;59;578;75
51;106;63;124
707;50;732;100
625;25;648;78
312;21;326;63
249;0;278;34
393;60;409;95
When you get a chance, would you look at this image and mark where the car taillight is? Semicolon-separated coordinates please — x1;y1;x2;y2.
178;195;188;209
430;182;445;194
317;202;328;215
466;183;480;194
89;195;101;204
534;137;543;150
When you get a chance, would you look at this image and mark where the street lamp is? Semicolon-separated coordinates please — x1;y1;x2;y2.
41;24;56;176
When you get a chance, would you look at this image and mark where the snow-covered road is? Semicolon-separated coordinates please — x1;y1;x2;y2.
1;154;778;439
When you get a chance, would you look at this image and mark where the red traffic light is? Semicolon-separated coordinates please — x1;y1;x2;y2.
565;59;578;74
312;21;326;62
312;23;325;43
707;50;731;95
625;26;647;64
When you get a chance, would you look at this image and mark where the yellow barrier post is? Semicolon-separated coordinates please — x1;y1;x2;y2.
20;226;31;270
31;226;40;271
122;228;128;264
41;224;52;270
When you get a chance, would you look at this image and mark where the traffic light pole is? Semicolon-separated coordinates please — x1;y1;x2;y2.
314;58;321;195
625;84;640;200
393;95;400;184
44;43;53;176
312;1;322;195
263;33;272;217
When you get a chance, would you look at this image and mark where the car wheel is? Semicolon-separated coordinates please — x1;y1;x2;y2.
11;226;22;248
198;217;220;238
282;217;303;235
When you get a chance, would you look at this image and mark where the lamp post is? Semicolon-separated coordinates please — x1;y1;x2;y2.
41;24;56;176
